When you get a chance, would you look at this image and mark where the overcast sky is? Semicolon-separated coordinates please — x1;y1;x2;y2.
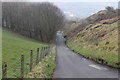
2;0;119;2
2;0;119;19
29;0;119;2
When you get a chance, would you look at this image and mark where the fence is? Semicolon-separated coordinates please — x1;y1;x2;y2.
2;46;51;78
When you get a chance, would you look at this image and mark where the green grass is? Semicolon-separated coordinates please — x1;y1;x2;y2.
43;46;56;78
67;40;119;68
26;46;56;78
2;28;48;78
67;21;119;68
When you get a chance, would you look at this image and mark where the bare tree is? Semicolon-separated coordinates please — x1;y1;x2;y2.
2;2;65;43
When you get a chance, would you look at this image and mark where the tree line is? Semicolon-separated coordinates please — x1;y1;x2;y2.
2;2;65;43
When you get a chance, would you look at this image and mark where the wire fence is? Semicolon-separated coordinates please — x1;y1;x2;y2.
2;46;52;78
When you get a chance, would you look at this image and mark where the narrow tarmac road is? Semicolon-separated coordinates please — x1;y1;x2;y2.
54;33;119;78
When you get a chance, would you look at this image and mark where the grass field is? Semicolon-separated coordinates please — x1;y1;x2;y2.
2;28;48;78
67;21;119;68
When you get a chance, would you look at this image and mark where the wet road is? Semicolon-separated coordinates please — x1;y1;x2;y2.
54;33;119;78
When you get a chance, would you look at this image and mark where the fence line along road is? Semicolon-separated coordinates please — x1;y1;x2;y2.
2;46;51;78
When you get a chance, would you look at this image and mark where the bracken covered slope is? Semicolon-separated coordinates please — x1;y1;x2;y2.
67;19;119;68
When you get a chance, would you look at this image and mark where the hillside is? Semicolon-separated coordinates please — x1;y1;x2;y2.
2;28;48;78
67;19;119;68
66;7;119;37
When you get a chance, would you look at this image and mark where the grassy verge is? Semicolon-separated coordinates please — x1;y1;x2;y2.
2;28;48;78
26;46;56;78
67;21;119;68
67;37;119;68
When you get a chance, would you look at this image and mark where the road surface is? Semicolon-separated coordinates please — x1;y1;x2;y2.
54;33;119;78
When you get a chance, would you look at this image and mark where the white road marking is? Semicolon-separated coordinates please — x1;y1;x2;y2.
89;64;108;70
89;65;102;70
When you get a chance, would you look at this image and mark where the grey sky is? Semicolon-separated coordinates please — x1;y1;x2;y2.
29;0;119;2
2;0;119;19
53;2;118;19
2;0;119;2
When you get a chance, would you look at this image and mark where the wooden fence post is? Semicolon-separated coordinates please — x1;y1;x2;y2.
45;47;47;56
43;47;45;58
30;50;33;72
42;47;44;59
21;55;24;78
36;48;39;64
40;47;43;61
2;62;7;78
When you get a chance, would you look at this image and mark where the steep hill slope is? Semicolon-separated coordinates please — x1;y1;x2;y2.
67;19;119;68
67;7;119;37
2;28;48;77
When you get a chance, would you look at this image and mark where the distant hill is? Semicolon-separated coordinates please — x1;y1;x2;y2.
67;7;120;37
54;2;118;19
